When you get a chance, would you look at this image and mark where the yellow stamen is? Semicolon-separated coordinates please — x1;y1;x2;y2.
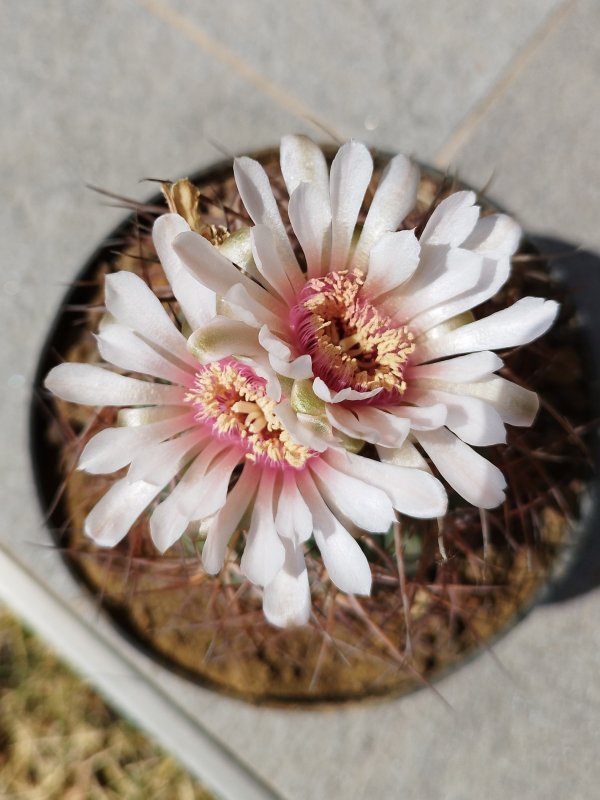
185;361;311;469
298;270;415;395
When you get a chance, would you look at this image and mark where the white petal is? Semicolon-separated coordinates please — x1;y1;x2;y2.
329;141;373;270
326;404;410;448
410;351;503;381
117;406;185;427
280;134;329;197
217;227;260;280
288;182;332;280
84;477;161;547
78;411;193;474
104;271;194;367
420;297;560;361
298;472;372;595
173;230;284;315
222;283;287;334
393;248;483;324
127;427;207;485
462;213;521;256
352;154;419;271
202;465;258;574
310;459;396;533
149;444;240;553
240;469;285;586
312;377;382;404
325;449;448;519
233;156;302;286
388;403;447;431
45;363;185;407
152;213;216;329
187;317;261;363
409;388;507;446
415;428;506;508
438;375;539;427
376;439;430;470
258;326;313;380
413;256;511;334
273;400;331;452
420;191;479;246
96;324;194;385
275;471;313;543
363;230;420;299
251;224;301;305
263;538;311;628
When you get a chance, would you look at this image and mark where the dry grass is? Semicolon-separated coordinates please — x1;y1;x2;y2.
0;605;212;799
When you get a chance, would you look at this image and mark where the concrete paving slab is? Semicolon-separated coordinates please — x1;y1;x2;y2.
438;0;600;252
156;0;563;157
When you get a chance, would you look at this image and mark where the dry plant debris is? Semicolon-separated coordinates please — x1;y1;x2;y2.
0;605;212;799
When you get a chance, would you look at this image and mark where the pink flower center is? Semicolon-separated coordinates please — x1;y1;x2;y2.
291;270;415;399
184;359;312;469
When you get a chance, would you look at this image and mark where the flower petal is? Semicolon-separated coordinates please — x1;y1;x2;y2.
217;227;262;282
275;471;313;543
329;141;373;270
96;324;194;385
273;400;332;452
150;444;240;553
173;229;284;315
363;230;420;299
352;153;419;271
258;326;313;380
438;375;540;427
413;256;511;334
462;213;521;256
420;297;560;361
388;403;448;431
288;182;332;280
251;224;301;304
376;439;430;470
263;538;311;628
233;155;302;287
221;283;288;334
393;248;483;324
127;427;207;485
104;271;195;368
280;134;330;197
45;363;185;407
299;472;372;595
187;318;261;363
78;411;193;474
410;351;503;382
420;191;479;246
240;469;285;586
324;449;448;519
84;478;162;547
415;427;506;508
310;459;396;533
203;465;258;574
326;404;410;448
408;388;507;446
312;377;382;404
152;213;216;329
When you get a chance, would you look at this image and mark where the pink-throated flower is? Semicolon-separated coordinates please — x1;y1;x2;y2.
170;134;559;510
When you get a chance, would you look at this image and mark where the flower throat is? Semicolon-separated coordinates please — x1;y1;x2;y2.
292;270;415;397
